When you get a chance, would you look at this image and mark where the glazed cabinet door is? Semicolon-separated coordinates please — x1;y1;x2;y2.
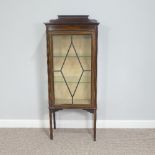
48;31;95;107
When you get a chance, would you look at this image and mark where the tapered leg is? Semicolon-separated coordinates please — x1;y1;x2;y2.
93;109;96;141
49;110;53;140
53;111;56;129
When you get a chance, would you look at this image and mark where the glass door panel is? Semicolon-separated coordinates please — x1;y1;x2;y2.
52;34;91;105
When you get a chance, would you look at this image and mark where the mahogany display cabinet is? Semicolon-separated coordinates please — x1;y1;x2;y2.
45;15;99;141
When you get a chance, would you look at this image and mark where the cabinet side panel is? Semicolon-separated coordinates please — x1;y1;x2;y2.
91;29;98;109
46;31;55;106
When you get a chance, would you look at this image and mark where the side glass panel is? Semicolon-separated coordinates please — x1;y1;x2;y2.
53;34;91;105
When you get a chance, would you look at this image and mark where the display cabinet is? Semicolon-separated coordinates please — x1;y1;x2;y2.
45;15;99;141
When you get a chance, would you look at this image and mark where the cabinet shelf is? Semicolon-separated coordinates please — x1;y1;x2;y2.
54;75;91;83
55;99;91;105
53;56;91;57
54;81;90;83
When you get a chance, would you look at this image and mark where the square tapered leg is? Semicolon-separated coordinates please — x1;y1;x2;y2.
49;110;53;139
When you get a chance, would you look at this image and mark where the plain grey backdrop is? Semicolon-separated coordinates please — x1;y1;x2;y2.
0;0;155;121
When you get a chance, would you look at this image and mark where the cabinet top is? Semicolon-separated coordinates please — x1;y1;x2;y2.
45;15;99;25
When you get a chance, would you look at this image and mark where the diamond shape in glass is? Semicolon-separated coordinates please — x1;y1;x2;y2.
61;44;83;96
